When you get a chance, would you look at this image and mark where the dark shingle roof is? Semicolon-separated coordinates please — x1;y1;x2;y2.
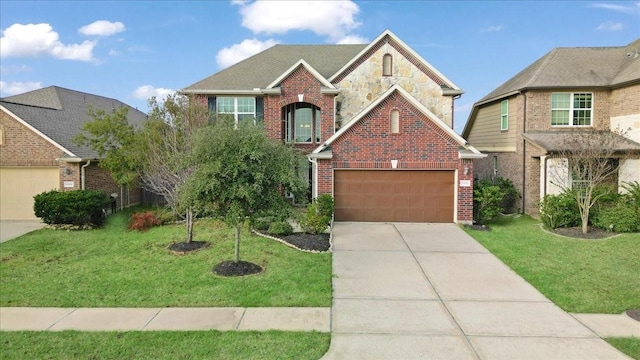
478;38;640;103
523;131;640;153
183;44;367;91
1;86;147;159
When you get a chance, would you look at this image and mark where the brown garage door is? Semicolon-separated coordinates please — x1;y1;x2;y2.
334;170;454;222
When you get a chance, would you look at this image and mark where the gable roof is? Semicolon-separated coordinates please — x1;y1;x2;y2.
182;44;366;93
0;86;147;159
462;38;640;138
266;59;336;90
312;84;483;159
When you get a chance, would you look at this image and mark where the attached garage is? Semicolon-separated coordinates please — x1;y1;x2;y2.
0;167;59;220
334;170;455;223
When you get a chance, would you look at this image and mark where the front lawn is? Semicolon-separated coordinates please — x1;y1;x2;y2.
464;215;640;314
0;209;331;307
0;330;331;360
606;338;640;360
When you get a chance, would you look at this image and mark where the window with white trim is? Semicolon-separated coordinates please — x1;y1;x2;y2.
500;100;508;130
283;103;322;143
208;96;262;126
551;93;592;126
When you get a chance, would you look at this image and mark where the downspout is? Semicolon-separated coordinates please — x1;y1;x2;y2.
522;92;527;213
452;94;462;130
308;157;318;199
81;160;91;190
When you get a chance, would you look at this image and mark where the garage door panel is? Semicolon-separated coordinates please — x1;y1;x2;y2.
1;167;59;220
334;170;454;223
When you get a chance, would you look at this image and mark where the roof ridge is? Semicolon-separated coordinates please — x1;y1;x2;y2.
527;48;557;88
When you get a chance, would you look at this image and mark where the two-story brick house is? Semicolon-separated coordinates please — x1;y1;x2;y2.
183;30;484;223
462;39;640;216
0;86;147;220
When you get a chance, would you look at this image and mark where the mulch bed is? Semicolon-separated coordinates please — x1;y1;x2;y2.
213;260;263;277
626;309;640;321
551;226;618;240
279;233;331;252
167;241;209;254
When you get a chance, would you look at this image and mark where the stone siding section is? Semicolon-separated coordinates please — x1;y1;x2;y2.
0;109;66;166
316;90;473;223
336;37;453;129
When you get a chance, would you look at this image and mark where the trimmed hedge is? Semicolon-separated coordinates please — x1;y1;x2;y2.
33;190;110;226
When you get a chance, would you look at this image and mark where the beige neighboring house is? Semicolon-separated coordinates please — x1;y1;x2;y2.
0;86;147;220
462;38;640;216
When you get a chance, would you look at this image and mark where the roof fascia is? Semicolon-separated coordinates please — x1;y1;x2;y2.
328;30;462;91
0;104;77;157
521;134;549;154
266;59;335;89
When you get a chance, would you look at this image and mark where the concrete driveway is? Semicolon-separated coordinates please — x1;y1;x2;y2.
321;222;630;360
0;220;46;243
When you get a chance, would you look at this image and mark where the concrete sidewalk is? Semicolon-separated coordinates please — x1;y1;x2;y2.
0;307;330;332
321;222;634;360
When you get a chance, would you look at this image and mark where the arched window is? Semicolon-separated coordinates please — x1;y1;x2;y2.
390;109;400;133
282;102;322;143
382;54;392;76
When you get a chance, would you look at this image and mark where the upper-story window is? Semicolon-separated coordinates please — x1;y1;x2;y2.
390;109;400;133
551;93;592;126
382;54;392;76
500;100;508;131
208;96;263;126
283;102;321;143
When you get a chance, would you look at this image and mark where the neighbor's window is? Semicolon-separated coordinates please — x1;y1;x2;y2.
500;100;508;130
208;96;262;126
390;110;400;133
383;54;392;76
551;93;592;126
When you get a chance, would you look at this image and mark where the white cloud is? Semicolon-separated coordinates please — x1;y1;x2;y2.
79;20;125;37
216;38;278;68
589;2;640;15
596;21;624;31
336;35;368;44
235;0;361;42
133;85;174;102
0;23;96;61
0;81;43;95
0;64;32;74
480;25;504;33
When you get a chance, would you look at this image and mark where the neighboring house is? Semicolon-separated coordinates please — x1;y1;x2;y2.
462;39;640;216
0;86;148;220
183;30;484;223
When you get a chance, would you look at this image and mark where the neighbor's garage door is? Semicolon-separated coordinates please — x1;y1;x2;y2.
0;167;59;220
334;170;454;222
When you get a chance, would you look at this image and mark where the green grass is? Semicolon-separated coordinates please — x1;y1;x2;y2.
0;209;331;307
606;338;640;360
0;331;331;360
464;215;640;314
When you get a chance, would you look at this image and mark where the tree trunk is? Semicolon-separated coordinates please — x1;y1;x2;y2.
581;213;589;234
185;207;193;243
234;224;241;263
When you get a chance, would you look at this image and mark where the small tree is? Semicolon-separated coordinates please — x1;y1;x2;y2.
184;119;305;267
548;129;632;234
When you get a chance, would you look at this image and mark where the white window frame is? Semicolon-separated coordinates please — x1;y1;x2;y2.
551;93;593;127
216;96;256;125
500;100;508;131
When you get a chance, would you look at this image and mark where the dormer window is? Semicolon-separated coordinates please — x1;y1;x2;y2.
383;54;392;76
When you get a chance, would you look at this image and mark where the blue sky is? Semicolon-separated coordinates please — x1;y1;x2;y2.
1;0;638;134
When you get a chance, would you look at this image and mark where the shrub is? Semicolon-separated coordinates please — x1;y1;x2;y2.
153;207;176;225
621;181;640;209
33;189;110;226
252;217;272;231
315;194;334;219
268;221;293;236
128;211;161;232
539;191;580;229
473;181;503;225
593;194;640;233
299;202;330;234
493;177;520;213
